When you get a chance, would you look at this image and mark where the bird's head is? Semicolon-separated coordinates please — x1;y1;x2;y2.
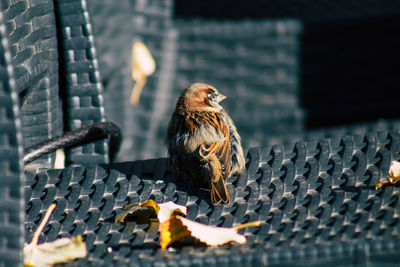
179;83;226;112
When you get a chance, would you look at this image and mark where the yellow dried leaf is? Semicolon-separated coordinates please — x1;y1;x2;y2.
160;215;261;249
132;41;156;78
115;200;187;223
23;204;87;267
130;41;156;106
389;161;400;179
375;160;400;189
159;215;190;249
24;236;87;267
375;180;391;189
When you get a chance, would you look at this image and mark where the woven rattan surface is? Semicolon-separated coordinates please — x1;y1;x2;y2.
0;4;25;265
3;0;62;168
54;0;108;165
25;131;400;266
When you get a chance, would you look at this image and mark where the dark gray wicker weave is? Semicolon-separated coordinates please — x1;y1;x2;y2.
54;0;109;165
4;0;62;168
3;0;109;168
24;131;400;266
1;0;400;266
0;4;24;266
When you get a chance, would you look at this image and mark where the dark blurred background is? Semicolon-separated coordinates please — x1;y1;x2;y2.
87;0;400;161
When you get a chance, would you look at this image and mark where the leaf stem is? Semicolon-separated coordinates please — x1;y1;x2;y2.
30;203;56;246
233;221;261;230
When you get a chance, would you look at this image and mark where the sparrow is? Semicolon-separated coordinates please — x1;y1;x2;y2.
166;83;245;204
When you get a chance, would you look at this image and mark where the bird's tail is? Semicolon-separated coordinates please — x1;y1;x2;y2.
211;178;231;204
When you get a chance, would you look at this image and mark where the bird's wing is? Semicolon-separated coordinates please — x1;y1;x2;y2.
198;112;231;180
225;111;245;175
197;112;232;204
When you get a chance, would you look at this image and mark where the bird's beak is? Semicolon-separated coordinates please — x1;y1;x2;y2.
217;93;226;102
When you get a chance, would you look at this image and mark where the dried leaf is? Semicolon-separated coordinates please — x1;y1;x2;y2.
160;215;261;249
24;204;87;267
375;161;400;189
389;161;400;178
132;41;156;78
24;236;87;267
130;41;156;106
158;202;187;223
115;200;187;223
54;149;65;169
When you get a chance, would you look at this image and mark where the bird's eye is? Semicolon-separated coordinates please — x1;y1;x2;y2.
208;92;218;100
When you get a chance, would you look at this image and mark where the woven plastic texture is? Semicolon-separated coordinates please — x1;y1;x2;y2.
87;0;174;161
0;5;25;266
3;0;62;168
54;0;108;165
25;130;400;266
